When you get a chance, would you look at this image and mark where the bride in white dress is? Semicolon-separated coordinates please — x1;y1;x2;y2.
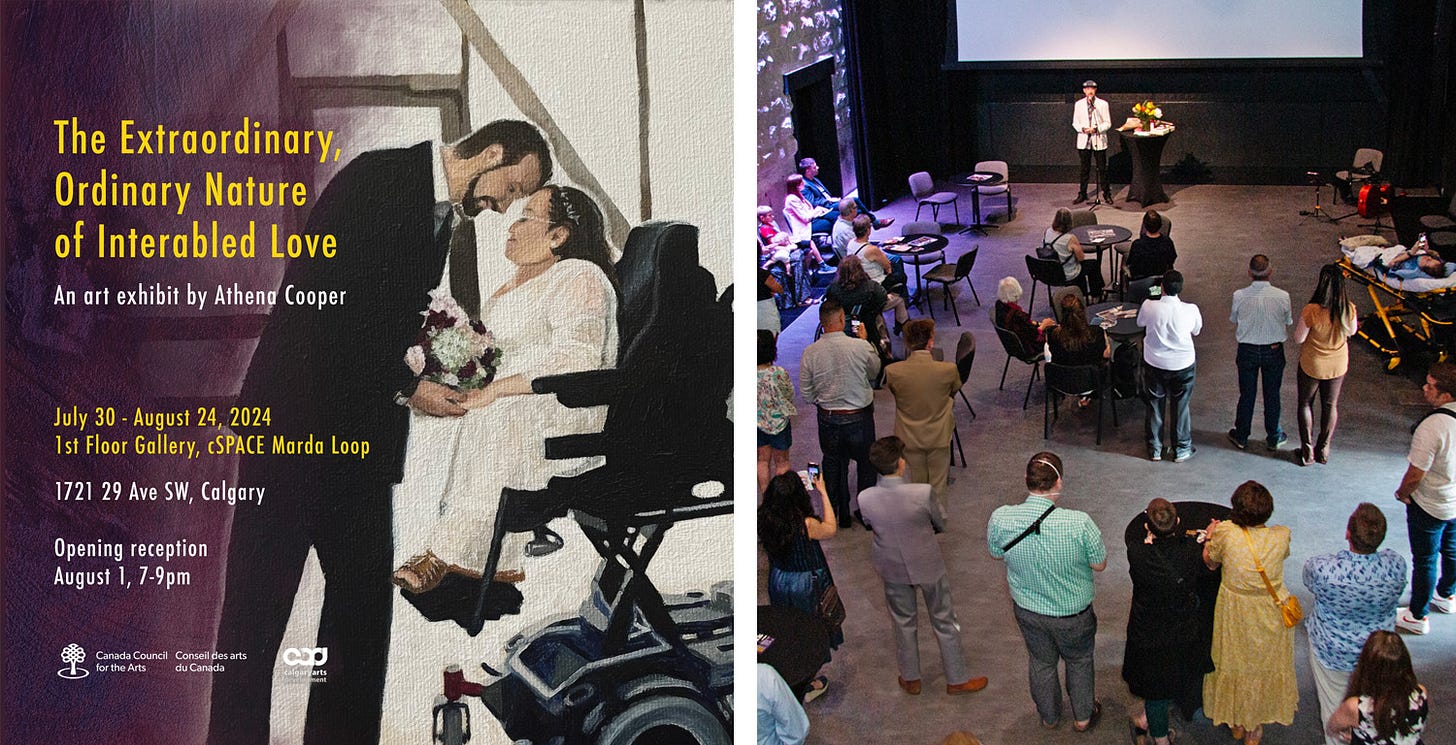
380;185;619;742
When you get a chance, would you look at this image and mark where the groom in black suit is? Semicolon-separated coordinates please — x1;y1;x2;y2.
208;120;550;745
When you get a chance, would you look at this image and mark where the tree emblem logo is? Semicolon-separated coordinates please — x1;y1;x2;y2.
58;643;90;679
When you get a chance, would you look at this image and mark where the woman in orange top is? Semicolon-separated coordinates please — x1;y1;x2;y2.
1293;264;1358;466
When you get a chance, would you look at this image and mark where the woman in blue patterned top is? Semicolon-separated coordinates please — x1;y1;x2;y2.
1304;503;1408;745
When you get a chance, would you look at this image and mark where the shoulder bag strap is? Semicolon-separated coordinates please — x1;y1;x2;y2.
1239;526;1283;605
1412;407;1456;435
1001;504;1057;553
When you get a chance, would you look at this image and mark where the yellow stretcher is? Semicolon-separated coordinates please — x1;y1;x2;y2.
1338;256;1456;371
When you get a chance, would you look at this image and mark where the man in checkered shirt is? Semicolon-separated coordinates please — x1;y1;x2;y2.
987;451;1108;732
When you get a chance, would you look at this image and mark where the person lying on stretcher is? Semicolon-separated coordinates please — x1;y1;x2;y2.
1373;234;1455;280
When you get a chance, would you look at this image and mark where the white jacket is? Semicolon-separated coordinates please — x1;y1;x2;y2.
1072;96;1111;151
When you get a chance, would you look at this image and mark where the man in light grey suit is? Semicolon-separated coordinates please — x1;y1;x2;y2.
858;436;989;696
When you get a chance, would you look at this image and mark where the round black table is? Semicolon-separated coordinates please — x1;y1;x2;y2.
1119;128;1174;206
954;170;1005;235
883;233;949;307
1086;300;1144;343
1072;224;1133;288
758;604;831;699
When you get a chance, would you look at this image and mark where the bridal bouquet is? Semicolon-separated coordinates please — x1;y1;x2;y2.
404;289;500;390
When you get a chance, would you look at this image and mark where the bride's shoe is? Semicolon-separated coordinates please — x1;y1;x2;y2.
393;550;449;593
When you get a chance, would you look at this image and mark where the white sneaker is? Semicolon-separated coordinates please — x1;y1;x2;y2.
1395;608;1429;635
1430;594;1456;614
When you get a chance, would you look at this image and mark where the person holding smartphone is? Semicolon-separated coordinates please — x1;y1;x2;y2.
759;470;839;702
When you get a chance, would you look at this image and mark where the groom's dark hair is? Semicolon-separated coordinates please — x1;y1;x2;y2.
455;120;553;183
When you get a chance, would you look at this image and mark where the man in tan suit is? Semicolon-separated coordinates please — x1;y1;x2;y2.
884;319;961;511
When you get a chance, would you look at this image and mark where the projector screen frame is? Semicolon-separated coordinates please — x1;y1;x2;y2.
942;0;1373;70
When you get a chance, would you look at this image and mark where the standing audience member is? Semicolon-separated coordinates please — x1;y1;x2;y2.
1138;269;1203;462
1044;208;1103;297
1202;481;1297;745
1325;631;1428;745
1228;254;1293;451
1393;361;1456;635
758;330;797;495
1126;210;1177;281
988;452;1107;732
1304;503;1408;745
758;471;839;701
1294;263;1358;465
884;320;961;512
858;436;989;696
799;299;880;528
1123;499;1216;745
757;663;809;745
996;277;1057;354
846;216;909;334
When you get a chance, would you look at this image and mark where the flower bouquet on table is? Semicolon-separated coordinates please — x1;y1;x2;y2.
404;289;500;391
1131;100;1163;131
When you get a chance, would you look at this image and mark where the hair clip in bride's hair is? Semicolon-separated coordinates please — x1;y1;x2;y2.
554;188;582;227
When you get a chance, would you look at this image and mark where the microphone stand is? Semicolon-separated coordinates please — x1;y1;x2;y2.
1084;98;1105;210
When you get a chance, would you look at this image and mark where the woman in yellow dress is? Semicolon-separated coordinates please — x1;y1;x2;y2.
1202;481;1298;744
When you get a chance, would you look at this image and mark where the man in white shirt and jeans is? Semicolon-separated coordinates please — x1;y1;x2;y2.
1137;270;1203;462
1228;254;1293;451
1393;361;1456;634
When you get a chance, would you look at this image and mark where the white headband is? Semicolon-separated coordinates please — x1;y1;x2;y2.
1033;457;1062;482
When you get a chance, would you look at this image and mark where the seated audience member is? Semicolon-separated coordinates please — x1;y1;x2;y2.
783;175;832;260
845;215;909;333
1127;210;1177;281
1047;293;1111;367
1374;234;1455;280
830;198;858;259
827;256;890;353
1325;631;1427;745
758;267;785;334
1043;207;1103;297
758;204;782;244
1303;503;1408;745
798;156;892;230
996;276;1056;354
1124;499;1216;745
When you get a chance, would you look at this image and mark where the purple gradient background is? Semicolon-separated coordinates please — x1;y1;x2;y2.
6;3;341;741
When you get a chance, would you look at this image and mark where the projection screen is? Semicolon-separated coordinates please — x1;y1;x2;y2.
952;0;1363;64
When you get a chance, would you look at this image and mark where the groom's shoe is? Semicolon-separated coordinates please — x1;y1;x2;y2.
393;550;449;594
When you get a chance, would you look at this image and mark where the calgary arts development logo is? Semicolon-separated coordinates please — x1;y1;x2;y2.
58;643;90;679
281;646;328;682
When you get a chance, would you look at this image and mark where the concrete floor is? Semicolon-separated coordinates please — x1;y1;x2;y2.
758;181;1455;744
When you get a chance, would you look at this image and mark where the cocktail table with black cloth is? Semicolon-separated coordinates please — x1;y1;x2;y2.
1085;300;1145;343
758;604;832;699
1119;129;1173;206
954;170;1006;235
1122;500;1229;718
885;234;950;308
1072;224;1133;291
